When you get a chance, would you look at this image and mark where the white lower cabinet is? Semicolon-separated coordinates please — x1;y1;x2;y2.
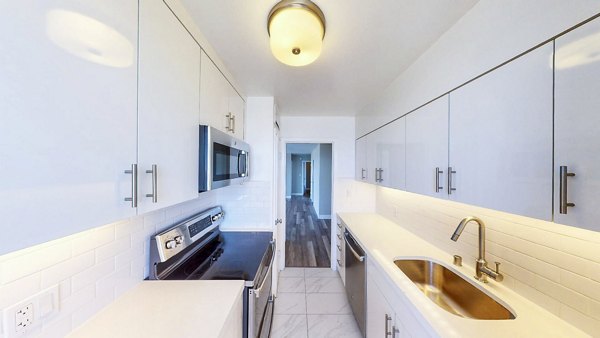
367;260;433;338
336;218;346;285
138;0;201;213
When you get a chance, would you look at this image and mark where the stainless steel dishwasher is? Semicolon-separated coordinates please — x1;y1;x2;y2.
344;229;366;337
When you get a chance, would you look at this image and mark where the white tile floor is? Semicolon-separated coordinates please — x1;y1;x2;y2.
272;268;362;338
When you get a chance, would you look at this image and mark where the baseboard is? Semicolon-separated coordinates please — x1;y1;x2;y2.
319;214;331;219
286;195;291;199
291;193;303;196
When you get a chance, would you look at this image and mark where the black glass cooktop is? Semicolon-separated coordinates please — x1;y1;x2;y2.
162;231;272;285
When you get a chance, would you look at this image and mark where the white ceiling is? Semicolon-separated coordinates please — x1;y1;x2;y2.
181;0;479;116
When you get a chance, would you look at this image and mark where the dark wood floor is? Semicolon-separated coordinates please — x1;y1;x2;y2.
285;196;331;267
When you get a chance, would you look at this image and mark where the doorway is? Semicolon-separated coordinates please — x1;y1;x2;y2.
302;161;312;198
284;143;333;267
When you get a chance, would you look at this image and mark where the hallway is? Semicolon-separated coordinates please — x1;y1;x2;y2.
285;196;331;267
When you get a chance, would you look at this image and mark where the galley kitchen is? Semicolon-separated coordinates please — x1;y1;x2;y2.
1;1;600;338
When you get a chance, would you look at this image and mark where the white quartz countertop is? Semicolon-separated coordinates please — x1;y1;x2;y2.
66;280;244;338
338;212;590;338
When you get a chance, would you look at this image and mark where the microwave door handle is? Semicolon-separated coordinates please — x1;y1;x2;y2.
237;152;242;177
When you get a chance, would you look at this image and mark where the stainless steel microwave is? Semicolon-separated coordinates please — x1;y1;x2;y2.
199;125;250;192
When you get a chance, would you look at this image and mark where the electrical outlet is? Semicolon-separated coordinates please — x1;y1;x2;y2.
3;285;59;338
15;304;33;333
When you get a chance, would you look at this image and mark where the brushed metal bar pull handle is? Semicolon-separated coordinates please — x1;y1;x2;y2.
435;167;444;192
145;164;158;203
448;167;457;195
361;168;366;180
225;113;232;131
379;168;384;182
385;314;392;337
559;166;575;214
231;114;236;133
392;326;399;338
124;164;137;208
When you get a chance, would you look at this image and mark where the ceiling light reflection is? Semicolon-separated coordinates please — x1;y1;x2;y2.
554;31;600;70
46;9;133;68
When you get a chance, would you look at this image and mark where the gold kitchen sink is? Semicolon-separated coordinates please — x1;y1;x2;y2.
394;259;516;320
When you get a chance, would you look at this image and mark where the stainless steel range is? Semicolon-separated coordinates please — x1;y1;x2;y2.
148;206;275;338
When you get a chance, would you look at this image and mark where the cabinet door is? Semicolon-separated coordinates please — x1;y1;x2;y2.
366;271;394;338
449;43;553;220
200;51;230;133
375;118;406;190
366;133;378;185
406;96;449;198
355;137;368;182
138;0;200;213
554;19;600;231
0;0;137;254
228;88;245;139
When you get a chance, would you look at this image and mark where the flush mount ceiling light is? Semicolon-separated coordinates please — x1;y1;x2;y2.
267;0;326;67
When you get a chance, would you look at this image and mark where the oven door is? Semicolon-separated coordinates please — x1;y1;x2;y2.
248;240;275;338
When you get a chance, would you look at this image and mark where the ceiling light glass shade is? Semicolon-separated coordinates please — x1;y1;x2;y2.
268;1;325;67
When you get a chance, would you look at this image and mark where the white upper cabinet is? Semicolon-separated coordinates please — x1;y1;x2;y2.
375;118;406;190
554;19;600;231
138;0;200;213
200;51;245;139
0;0;138;254
365;118;406;189
228;87;245;139
355;137;368;182
406;96;449;198
449;43;554;220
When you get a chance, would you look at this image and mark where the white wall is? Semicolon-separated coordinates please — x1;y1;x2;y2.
357;0;600;136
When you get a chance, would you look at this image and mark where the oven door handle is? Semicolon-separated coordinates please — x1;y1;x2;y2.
254;240;276;298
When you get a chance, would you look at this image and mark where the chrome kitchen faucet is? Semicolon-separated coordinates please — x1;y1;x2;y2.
451;216;503;283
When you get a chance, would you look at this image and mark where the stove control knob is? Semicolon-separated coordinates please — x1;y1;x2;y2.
174;236;184;244
212;215;218;222
165;240;177;249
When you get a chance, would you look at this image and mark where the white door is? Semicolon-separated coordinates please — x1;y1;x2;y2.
355;137;368;181
0;0;138;254
449;43;553;220
138;0;200;213
375;118;406;190
200;51;230;133
554;19;600;231
406;95;449;198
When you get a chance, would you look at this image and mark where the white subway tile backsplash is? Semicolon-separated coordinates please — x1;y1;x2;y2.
71;259;115;294
0;272;41;310
41;252;95;288
96;237;131;263
376;187;600;336
72;224;115;256
0;241;71;285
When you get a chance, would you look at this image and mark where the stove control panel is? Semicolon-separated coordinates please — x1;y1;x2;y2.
152;206;225;263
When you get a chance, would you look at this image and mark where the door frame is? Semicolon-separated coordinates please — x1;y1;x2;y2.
279;140;336;271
